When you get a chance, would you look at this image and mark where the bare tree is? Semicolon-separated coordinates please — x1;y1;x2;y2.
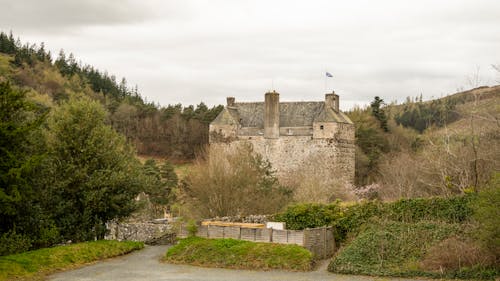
492;64;500;83
181;143;292;219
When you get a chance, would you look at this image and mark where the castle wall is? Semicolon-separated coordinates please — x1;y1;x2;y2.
279;126;312;136
312;122;338;139
209;124;238;143
212;123;355;186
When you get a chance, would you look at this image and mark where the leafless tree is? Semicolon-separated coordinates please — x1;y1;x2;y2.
181;143;292;219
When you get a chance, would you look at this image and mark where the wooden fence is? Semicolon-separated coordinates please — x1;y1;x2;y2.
178;224;335;259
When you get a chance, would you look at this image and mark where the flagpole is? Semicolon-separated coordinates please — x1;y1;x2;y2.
324;69;327;92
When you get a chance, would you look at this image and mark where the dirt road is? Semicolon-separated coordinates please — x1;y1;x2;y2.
49;245;425;281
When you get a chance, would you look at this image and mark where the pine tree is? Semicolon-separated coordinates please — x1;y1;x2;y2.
370;96;389;132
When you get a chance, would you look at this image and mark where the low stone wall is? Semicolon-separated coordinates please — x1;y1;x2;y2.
105;220;174;245
203;215;270;224
178;224;335;259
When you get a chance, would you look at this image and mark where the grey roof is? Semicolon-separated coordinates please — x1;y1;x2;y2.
212;101;352;127
211;107;238;125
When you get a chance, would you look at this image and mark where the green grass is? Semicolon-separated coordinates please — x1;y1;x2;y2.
173;163;192;180
164;237;313;271
0;240;143;281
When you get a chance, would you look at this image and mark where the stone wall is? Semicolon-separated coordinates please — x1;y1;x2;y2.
203;215;270;224
105;220;174;245
214;128;355;186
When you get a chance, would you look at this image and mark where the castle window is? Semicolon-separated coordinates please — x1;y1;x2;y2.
320;125;324;130
287;129;292;135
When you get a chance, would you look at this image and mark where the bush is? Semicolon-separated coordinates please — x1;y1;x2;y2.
328;221;460;277
471;173;500;257
186;220;198;237
0;231;32;256
164;237;313;271
275;195;474;243
273;203;343;230
421;236;497;280
384;195;474;223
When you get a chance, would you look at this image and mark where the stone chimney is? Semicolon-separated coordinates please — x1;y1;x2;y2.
264;91;280;139
226;97;235;107
325;91;339;112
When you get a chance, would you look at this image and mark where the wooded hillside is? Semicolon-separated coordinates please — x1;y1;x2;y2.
0;31;223;160
349;85;499;199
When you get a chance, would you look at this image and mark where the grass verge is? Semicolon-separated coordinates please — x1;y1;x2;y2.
164;237;313;271
0;240;143;281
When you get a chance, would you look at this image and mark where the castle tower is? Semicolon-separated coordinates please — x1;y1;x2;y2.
264;91;280;139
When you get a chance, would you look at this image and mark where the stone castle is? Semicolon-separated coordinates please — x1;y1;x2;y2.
209;91;355;186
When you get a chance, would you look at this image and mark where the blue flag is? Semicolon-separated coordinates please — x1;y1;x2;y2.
326;72;333;77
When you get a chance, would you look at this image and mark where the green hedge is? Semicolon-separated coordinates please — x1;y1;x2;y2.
273;203;343;230
274;195;474;242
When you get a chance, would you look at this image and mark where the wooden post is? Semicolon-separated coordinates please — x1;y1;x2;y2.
323;227;327;259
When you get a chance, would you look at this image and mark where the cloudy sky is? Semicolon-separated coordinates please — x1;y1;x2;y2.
1;0;499;109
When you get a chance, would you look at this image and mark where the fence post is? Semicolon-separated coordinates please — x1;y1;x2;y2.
323;227;327;259
303;229;307;249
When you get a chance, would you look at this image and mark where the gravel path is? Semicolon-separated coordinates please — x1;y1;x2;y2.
49;245;426;281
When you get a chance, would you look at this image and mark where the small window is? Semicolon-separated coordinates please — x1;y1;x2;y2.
320;125;324;130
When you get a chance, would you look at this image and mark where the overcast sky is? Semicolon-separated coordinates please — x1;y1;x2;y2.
1;0;499;109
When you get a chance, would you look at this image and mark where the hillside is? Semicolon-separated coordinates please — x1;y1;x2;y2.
1;31;498;198
349;85;499;199
0;31;223;160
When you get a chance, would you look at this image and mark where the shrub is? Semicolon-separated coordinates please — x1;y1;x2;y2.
164;237;313;271
275;195;474;243
0;231;32;256
273;202;343;231
384;195;474;223
328;221;460;277
186;220;198;237
471;173;500;257
421;236;497;279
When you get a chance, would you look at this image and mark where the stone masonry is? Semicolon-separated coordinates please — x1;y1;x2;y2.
209;90;355;186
